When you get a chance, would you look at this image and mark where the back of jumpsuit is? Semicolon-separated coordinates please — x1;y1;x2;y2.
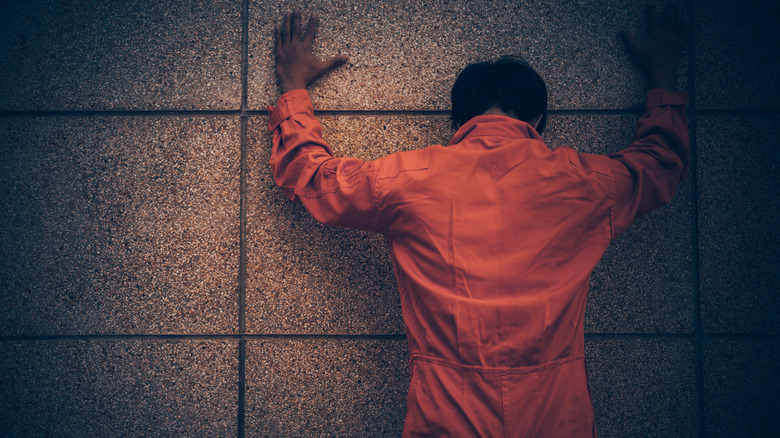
268;88;689;437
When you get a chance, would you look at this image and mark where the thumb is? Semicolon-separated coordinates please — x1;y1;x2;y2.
322;55;349;73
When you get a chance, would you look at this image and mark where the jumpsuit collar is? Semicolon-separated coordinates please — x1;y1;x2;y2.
447;114;543;147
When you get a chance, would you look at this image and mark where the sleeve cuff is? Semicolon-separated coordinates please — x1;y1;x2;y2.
268;89;314;131
646;89;689;108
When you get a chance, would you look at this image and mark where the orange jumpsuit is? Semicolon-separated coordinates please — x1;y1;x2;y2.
268;88;689;437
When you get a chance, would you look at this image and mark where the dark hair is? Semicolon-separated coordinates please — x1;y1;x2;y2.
450;55;547;134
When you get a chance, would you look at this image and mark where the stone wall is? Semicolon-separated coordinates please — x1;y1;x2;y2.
1;1;778;436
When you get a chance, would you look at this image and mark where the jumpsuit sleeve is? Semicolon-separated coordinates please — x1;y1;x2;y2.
267;89;385;233
606;88;690;237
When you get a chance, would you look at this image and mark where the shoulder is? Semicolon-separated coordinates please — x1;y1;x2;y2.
560;146;613;177
376;145;443;180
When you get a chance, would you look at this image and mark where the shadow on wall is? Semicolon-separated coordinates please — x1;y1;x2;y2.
0;0;778;436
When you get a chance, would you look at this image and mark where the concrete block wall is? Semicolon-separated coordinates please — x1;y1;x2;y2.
1;0;777;436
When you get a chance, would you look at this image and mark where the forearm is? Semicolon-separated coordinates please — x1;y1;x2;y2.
268;90;333;200
267;89;384;232
614;89;690;185
630;89;690;177
608;89;689;234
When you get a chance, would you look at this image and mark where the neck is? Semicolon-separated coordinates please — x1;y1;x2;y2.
481;107;518;118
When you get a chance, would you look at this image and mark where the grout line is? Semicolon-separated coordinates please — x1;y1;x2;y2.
9;332;779;342
583;333;694;340
314;110;452;116
239;116;248;334
238;115;248;438
2;332;777;343
589;333;780;339
0;110;244;117
238;1;250;437
3;108;775;118
686;0;706;436
699;333;780;339
0;333;408;342
311;109;650;116
238;339;246;438
240;0;249;111
232;333;409;340
690;108;780;115
15;108;765;117
0;334;245;341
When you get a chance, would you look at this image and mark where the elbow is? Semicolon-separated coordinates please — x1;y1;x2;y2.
678;153;690;182
667;154;689;184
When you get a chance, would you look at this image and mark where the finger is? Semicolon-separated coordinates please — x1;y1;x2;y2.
646;5;658;30
307;56;348;84
619;30;641;58
281;12;291;43
274;24;282;55
304;13;319;47
291;8;302;41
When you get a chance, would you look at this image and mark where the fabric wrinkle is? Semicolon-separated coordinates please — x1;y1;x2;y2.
268;88;689;437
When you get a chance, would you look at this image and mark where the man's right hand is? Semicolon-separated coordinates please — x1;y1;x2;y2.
620;5;687;91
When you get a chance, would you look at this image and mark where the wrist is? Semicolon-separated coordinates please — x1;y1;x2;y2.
648;76;676;91
648;68;677;91
279;80;307;95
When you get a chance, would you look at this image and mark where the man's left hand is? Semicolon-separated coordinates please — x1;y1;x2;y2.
275;9;349;94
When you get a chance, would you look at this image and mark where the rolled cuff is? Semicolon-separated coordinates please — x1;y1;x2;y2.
268;89;313;131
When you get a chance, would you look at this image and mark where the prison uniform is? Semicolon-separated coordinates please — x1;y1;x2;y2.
268;88;688;437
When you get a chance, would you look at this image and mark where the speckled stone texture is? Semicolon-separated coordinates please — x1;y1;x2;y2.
586;338;697;437
694;0;780;109
245;339;409;437
0;340;238;437
697;115;780;333
249;0;689;111
0;0;241;110
0;117;240;335
702;338;780;437
1;1;777;436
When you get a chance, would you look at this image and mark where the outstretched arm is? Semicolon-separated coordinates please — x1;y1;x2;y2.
269;11;384;233
589;5;690;237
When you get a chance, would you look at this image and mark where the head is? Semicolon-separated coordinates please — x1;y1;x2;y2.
450;55;548;134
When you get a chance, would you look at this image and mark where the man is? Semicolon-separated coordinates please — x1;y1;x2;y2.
268;5;688;437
